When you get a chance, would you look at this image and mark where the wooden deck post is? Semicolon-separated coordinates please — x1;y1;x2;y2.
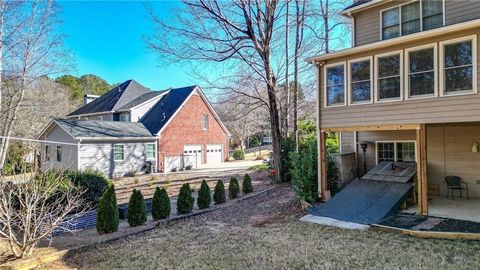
319;131;327;201
416;124;428;215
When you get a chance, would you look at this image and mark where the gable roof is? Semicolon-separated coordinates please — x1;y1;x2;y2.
141;86;197;135
68;80;154;116
55;119;154;139
117;90;168;111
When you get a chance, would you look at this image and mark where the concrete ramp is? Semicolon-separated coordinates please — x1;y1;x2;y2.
308;162;415;225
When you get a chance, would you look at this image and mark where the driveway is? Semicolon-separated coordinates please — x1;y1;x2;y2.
169;160;264;179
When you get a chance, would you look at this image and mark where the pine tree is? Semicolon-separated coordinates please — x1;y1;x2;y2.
127;189;147;226
228;177;240;199
152;187;171;220
242;173;254;194
213;180;226;204
177;183;194;214
197;180;211;209
96;183;119;234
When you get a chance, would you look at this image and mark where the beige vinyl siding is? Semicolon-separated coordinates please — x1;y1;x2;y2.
319;28;480;128
353;1;480;46
340;132;355;153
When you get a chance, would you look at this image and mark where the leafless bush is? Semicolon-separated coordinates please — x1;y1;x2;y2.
0;171;88;259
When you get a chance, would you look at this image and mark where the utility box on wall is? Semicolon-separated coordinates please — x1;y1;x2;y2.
330;152;357;186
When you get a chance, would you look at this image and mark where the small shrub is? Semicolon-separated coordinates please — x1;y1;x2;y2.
96;183;119;234
242;174;253;194
290;138;318;203
213;180;226;204
67;170;109;207
228;177;240;199
127;189;147;227
152;187;170;220
177;183;194;214
197;180;211;209
232;149;245;160
327;156;341;196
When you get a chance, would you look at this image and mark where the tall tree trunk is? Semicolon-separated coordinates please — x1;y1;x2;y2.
284;0;290;138
293;0;306;150
321;0;330;53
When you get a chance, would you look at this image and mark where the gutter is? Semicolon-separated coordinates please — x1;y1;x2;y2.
76;136;157;142
306;19;480;63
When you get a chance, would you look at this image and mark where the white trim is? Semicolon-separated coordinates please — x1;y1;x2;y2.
113;143;125;162
306;12;480;63
439;35;478;97
375;140;417;165
323;61;347;108
404;43;438;100
352;17;356;47
347;56;374;105
341;0;385;16
202;114;209;131
77;136;156;141
374;50;404;103
66;111;114;119
126;91;168;112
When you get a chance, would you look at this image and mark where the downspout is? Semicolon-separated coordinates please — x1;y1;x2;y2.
77;139;82;170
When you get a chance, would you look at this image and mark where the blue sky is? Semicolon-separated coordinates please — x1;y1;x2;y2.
59;1;193;90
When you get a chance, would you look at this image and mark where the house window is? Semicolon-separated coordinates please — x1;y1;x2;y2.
119;114;128;122
97;116;103;121
376;52;402;101
56;146;62;162
45;144;50;161
146;144;155;160
202;114;208;130
349;57;372;104
113;144;124;161
406;45;436;98
376;141;416;164
440;36;477;95
324;63;346;107
381;0;444;40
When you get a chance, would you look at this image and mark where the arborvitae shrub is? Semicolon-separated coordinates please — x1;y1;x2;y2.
242;174;254;194
96;183;119;234
228;177;240;199
177;183;194;214
152;187;170;220
127;189;147;226
197;180;211;209
213;180;226;204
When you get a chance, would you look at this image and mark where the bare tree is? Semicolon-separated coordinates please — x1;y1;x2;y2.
0;172;88;259
148;1;285;182
293;0;306;149
283;0;290;138
0;0;67;170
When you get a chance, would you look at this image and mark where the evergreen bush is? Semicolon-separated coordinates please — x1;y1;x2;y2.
197;180;211;209
242;174;254;194
127;189;147;226
177;183;194;214
228;177;240;199
290;138;318;203
152;187;170;220
96;183;119;234
213;180;226;204
232;149;245;160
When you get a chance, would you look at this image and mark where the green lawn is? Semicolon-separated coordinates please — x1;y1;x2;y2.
47;185;480;269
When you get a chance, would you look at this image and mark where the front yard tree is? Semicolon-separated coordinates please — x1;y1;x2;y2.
152;187;171;220
127;189;147;227
148;0;284;182
213;180;226;204
177;183;194;214
96;183;119;234
0;172;88;259
197;180;211;209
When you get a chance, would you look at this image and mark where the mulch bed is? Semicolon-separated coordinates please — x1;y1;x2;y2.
380;213;480;233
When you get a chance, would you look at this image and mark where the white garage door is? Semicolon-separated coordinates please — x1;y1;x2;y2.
207;144;223;164
183;144;203;168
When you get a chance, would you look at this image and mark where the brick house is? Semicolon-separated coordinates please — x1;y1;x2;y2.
38;80;230;177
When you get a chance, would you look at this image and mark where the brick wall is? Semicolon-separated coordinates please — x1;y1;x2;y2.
157;92;228;171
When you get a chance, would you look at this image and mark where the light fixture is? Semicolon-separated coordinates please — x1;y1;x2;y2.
472;141;479;153
358;141;370;176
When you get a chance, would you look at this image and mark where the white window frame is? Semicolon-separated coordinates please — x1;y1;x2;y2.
202;114;209;130
374;50;404;103
380;0;445;41
404;43;438;100
348;56;374;105
323;61;347;108
113;144;125;161
439;35;478;97
146;143;156;160
119;114;129;122
375;140;417;165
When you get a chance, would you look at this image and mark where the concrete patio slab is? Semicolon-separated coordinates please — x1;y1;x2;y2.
300;214;370;230
402;196;480;223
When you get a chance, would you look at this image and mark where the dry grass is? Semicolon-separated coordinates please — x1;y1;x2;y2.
45;185;480;270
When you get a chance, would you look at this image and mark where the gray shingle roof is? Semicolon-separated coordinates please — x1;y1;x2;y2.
141;86;197;135
68;80;154;116
343;0;372;11
117;90;167;111
55;119;154;139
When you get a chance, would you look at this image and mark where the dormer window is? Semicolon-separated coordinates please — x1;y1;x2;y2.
381;0;444;41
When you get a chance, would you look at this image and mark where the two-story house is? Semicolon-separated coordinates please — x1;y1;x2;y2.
38;80;230;178
308;0;480;219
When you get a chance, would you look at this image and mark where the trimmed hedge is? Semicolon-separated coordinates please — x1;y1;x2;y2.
197;180;211;209
228;177;240;199
127;189;147;226
152;187;170;220
67;170;109;207
242;173;253;194
232;149;245;160
213;180;226;204
177;183;194;214
96;183;119;234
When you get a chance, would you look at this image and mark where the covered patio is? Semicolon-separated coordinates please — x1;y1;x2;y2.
403;196;480;223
